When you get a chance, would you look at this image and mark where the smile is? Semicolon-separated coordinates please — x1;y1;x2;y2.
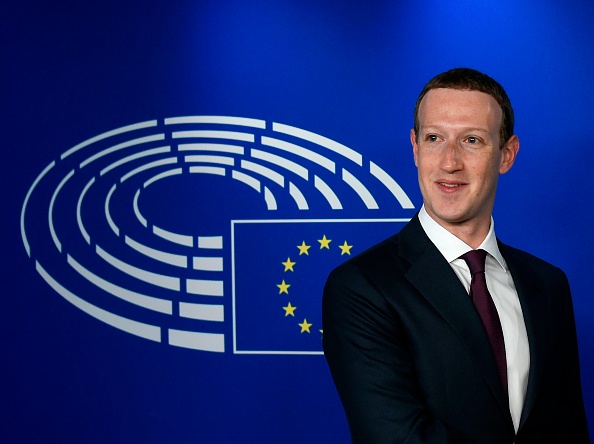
437;182;464;188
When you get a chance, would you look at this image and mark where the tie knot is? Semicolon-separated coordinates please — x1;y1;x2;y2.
461;249;487;275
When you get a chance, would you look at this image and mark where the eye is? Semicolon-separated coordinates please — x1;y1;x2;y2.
426;134;439;142
465;136;481;144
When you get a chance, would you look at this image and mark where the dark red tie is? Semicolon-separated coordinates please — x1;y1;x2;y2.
461;249;508;394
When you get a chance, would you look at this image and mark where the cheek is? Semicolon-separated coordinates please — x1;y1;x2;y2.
474;163;500;191
416;154;436;172
472;155;499;177
417;163;434;181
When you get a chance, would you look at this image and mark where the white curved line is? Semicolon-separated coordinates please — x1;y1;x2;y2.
49;169;75;253
289;182;309;210
125;235;188;268
342;168;379;210
261;136;335;173
153;225;193;247
144;168;183;188
100;146;171;176
77;176;95;244
172;130;254;143
37;261;161;342
241;160;284;187
186;279;224;296
121;157;178;182
314;176;343;209
133;188;146;228
184;155;235;166
165;115;265;129
96;245;180;291
67;255;173;314
189;166;226;176
61;120;158;160
179;302;224;322
198;236;223;249
179;143;244;155
106;184;119;236
264;186;277;210
21;160;55;257
370;161;415;209
193;257;223;271
232;170;260;192
80;134;165;168
273;122;363;166
251;149;308;180
168;329;225;353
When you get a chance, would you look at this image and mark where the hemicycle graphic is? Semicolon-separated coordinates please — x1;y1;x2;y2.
21;116;415;353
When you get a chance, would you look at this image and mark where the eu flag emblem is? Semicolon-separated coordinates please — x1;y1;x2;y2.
232;218;408;354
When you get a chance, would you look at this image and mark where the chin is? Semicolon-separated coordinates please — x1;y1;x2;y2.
429;208;469;225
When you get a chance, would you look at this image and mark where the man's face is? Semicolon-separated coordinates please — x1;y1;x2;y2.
411;88;518;234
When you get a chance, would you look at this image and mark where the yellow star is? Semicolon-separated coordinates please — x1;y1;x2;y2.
282;257;296;272
277;280;290;294
283;302;297;317
298;318;312;333
297;241;311;255
339;241;353;255
318;234;331;249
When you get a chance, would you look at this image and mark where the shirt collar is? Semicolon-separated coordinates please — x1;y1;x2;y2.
418;205;507;271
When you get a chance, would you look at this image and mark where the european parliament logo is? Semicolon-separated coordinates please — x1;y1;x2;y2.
20;116;414;354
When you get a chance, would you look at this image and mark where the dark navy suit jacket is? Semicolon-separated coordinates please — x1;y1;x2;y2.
323;215;589;443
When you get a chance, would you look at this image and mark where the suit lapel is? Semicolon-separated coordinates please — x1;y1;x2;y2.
399;216;511;415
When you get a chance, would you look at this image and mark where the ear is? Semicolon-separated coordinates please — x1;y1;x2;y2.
499;135;519;174
410;129;419;167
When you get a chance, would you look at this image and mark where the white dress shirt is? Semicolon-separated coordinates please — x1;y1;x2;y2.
418;206;530;432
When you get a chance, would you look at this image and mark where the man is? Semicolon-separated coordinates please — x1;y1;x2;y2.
322;68;589;443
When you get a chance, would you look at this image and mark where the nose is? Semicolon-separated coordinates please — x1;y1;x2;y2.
440;139;462;173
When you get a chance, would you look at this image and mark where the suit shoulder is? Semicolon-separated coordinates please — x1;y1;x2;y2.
327;216;429;284
326;231;406;283
499;242;568;281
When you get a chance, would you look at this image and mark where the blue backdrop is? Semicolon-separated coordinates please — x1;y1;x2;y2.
2;1;593;442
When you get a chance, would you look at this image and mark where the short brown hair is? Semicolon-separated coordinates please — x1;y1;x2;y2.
413;68;514;148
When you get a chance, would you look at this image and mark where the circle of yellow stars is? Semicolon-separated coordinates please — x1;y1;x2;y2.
276;234;353;335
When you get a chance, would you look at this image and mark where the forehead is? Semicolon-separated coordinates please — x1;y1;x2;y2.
418;88;502;132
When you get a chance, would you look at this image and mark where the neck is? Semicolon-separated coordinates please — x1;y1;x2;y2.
422;205;492;249
441;219;491;249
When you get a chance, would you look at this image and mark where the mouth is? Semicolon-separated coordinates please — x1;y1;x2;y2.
435;181;466;191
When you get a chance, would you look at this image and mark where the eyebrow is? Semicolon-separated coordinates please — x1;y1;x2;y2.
420;126;491;134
